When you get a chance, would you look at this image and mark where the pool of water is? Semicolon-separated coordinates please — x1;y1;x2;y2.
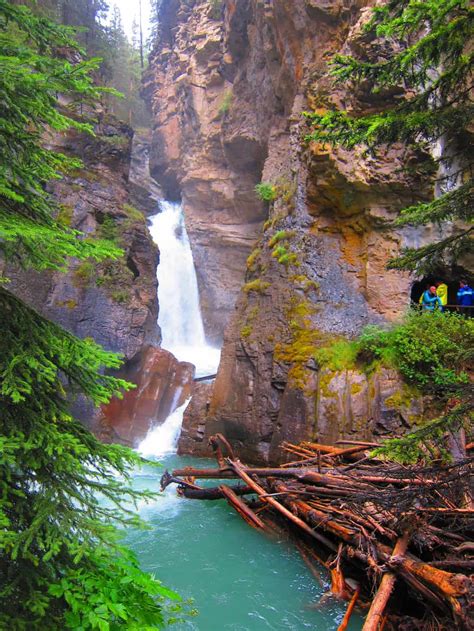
127;454;363;631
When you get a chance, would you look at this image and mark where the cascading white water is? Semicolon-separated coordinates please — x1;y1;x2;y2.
137;201;221;456
138;399;191;458
148;201;221;379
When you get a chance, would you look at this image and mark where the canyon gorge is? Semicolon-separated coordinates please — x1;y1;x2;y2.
6;0;465;463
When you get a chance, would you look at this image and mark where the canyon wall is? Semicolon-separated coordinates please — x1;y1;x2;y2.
6;119;193;444
147;0;435;463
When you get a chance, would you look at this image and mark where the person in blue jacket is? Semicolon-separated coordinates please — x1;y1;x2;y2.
421;286;443;312
457;280;474;315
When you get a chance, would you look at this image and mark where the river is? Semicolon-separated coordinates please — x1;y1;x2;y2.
125;201;362;630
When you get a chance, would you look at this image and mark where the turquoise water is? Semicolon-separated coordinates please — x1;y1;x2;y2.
127;454;363;631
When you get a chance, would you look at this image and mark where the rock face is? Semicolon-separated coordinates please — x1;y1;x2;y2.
8;117;159;360
146;1;437;463
6;118;191;441
102;346;195;446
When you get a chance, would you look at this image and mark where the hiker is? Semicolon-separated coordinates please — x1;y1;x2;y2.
436;280;448;308
418;284;430;308
457;280;474;315
421;286;443;312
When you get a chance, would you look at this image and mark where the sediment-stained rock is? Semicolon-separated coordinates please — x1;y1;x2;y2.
102;345;195;446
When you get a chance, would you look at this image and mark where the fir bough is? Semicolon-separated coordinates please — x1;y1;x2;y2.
305;0;474;273
0;2;180;628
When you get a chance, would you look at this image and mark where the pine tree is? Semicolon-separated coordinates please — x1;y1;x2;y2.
0;2;178;627
305;0;473;273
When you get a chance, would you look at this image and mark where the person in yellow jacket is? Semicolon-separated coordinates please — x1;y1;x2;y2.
436;281;448;307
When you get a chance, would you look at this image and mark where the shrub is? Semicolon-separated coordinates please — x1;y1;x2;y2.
255;182;277;202
98;215;119;242
359;312;472;391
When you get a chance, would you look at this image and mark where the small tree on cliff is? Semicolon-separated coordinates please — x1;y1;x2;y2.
0;2;179;627
305;0;473;273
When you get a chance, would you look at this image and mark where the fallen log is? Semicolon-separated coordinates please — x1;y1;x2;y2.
177;484;253;500
227;459;339;553
270;479;473;626
338;584;361;631
361;532;410;631
219;485;267;530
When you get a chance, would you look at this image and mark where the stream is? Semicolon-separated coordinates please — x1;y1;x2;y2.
125;201;362;630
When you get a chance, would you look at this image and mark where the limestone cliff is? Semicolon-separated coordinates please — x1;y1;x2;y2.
6;118;193;443
147;0;434;463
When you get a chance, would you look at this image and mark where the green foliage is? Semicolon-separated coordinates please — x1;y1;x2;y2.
218;89;233;116
305;0;474;273
358;312;472;391
316;312;474;463
98;215;119;243
373;401;473;464
255;182;278;202
56;204;74;227
315;339;359;372
246;247;261;272
317;312;472;392
73;260;95;287
122;203;146;224
0;3;179;628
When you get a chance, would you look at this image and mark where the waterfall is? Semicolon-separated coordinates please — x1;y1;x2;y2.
137;200;220;456
138;399;191;458
148;201;221;379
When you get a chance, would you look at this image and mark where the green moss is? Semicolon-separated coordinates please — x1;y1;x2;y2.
274;297;325;390
290;275;320;293
110;289;131;304
255;182;278;202
56;299;78;310
241;324;252;338
315;339;359;372
278;252;298;267
275;176;297;212
56;204;74;227
218;89;233;116
350;382;363;395
246;248;261;271
122;203;145;224
268;230;295;248
243;279;270;294
73;261;95;287
102;134;129;149
271;245;287;259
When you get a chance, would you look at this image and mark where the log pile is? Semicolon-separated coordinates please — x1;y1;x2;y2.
161;434;474;630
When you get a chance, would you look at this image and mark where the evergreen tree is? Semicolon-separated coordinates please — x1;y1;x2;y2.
306;0;473;273
104;5;150;127
0;2;178;627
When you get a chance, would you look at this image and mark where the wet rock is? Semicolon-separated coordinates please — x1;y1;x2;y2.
101;345;195;446
178;381;214;457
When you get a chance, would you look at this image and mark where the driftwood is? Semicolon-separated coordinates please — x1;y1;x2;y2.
361;532;410;631
166;434;474;630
